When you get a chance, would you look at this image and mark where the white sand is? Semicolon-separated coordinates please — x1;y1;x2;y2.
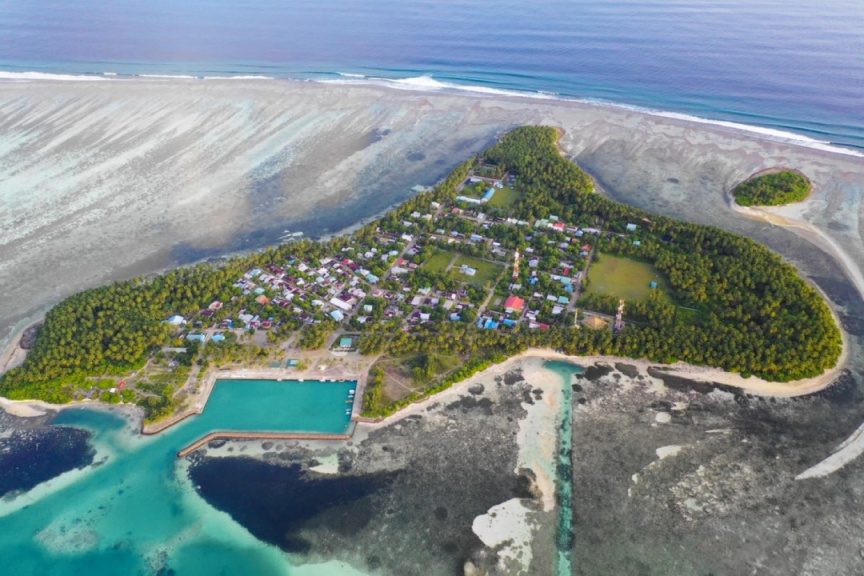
656;445;684;460
514;358;564;512
471;498;535;574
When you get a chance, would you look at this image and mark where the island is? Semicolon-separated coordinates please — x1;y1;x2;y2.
0;127;843;425
732;169;812;206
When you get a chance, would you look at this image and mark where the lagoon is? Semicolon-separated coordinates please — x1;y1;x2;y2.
0;379;358;576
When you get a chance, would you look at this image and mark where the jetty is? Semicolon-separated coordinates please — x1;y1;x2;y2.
177;431;351;458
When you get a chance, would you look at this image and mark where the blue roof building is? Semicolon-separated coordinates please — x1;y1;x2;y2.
650;281;658;288
558;296;570;304
211;334;226;342
484;319;499;330
502;319;517;327
330;310;345;321
482;188;496;202
186;334;206;343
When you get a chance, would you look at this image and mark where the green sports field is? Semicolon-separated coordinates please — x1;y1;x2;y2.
587;254;669;301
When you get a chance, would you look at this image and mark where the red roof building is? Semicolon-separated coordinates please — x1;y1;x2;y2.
504;295;526;313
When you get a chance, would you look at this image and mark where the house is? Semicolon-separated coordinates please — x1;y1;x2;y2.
481;188;496;203
460;264;477;277
558;296;569;305
504;295;526;313
626;223;638;231
255;295;270;305
211;334;226;343
186;334;206;343
330;310;345;322
330;297;352;311
167;315;186;326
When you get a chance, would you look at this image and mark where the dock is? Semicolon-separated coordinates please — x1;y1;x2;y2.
177;431;351;458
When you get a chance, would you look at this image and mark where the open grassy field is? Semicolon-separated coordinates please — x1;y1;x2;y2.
374;352;464;403
486;185;520;208
449;255;504;288
421;250;456;274
459;181;490;199
586;254;670;301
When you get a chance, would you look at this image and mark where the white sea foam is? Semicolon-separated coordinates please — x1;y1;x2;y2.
0;71;107;81
320;74;863;158
648;110;864;158
2;68;860;158
138;74;198;79
202;75;275;80
325;74;558;101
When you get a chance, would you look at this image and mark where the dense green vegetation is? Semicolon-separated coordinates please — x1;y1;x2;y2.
733;170;811;206
0;126;842;415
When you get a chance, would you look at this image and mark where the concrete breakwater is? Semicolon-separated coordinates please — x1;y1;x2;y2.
142;408;203;435
178;431;351;458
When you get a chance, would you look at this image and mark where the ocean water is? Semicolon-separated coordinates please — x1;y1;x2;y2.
0;380;357;576
0;0;863;151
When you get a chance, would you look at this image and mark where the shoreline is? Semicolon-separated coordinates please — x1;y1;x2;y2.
2;335;848;429
1;73;860;160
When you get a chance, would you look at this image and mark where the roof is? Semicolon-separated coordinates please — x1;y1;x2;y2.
504;295;526;312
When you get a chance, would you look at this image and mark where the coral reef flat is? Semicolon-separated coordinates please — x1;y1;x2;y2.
3;79;864;359
4;78;864;575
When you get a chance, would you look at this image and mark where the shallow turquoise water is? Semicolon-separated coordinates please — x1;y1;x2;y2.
544;360;582;576
0;379;356;576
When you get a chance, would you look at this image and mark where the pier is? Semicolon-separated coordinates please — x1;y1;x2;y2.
177;431;351;458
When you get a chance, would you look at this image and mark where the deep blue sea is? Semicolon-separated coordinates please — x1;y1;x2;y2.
0;0;863;151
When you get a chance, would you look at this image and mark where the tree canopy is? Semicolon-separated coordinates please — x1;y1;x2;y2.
733;170;811;207
0;126;842;410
